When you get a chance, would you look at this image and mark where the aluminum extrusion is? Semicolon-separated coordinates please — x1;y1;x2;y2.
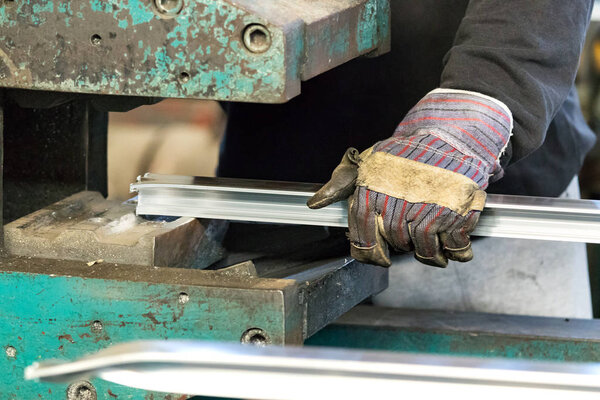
131;173;600;243
25;340;600;399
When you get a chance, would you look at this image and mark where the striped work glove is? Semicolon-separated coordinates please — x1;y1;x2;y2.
308;89;512;267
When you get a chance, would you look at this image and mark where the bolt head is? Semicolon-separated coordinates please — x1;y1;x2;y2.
243;24;272;53
154;0;183;16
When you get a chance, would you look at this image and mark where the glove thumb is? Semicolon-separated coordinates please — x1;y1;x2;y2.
307;147;360;209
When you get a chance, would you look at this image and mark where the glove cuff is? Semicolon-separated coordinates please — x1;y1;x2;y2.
377;88;513;188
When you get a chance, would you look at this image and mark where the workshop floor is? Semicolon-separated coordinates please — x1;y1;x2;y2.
107;99;224;200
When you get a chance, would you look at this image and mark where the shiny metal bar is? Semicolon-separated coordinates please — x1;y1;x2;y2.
131;173;600;243
25;340;600;399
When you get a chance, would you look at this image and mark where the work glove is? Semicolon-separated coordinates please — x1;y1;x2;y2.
308;89;512;268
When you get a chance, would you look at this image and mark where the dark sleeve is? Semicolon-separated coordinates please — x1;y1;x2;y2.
440;0;593;164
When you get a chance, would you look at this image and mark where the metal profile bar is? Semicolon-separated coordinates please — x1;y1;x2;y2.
131;173;600;244
25;340;600;399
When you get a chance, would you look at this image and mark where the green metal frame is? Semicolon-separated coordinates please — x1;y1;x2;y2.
2;260;300;398
306;306;600;362
0;255;385;399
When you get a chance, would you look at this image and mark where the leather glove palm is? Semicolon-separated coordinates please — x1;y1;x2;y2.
308;89;512;267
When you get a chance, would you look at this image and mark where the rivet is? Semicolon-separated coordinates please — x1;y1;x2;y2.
91;320;103;333
5;346;16;358
178;292;189;304
66;381;97;400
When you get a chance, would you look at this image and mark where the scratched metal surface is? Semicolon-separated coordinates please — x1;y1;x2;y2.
0;251;385;398
0;256;301;398
0;0;390;102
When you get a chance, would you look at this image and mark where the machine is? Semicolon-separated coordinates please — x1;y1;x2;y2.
1;1;600;399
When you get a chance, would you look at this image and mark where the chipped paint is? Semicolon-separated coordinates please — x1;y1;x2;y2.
0;0;390;102
0;263;294;398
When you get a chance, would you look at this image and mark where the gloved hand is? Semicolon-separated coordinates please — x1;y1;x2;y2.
308;89;512;267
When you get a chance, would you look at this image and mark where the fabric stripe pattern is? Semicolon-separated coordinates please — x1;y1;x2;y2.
348;89;513;267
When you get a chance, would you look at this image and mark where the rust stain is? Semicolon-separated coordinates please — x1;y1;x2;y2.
17;336;22;340
58;334;75;344
142;312;160;325
79;333;91;339
58;345;64;351
177;395;187;400
108;389;118;398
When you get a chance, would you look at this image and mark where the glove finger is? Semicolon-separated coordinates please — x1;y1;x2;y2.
440;211;480;262
378;198;412;252
307;148;360;209
348;187;391;267
407;205;450;268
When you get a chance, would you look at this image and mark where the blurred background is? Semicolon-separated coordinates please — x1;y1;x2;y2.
107;100;225;200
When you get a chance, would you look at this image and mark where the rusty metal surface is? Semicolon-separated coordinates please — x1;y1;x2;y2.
4;191;226;269
0;0;390;102
0;252;386;398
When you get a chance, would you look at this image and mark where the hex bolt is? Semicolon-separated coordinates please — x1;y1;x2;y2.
91;320;103;333
5;345;16;358
242;24;272;54
90;34;102;46
178;292;189;304
67;381;97;400
154;0;183;16
240;328;271;346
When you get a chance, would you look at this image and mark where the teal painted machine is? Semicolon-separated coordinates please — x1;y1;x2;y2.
1;1;600;399
0;3;392;397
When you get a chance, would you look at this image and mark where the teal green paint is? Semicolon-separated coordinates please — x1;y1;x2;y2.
29;1;54;25
141;45;152;63
166;23;190;48
356;0;378;52
32;2;54;14
0;270;288;398
125;0;155;25
306;325;600;362
0;8;6;26
377;0;391;46
90;0;112;13
2;0;328;101
57;1;73;26
330;26;350;59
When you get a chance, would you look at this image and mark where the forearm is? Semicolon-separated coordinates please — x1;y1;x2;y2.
440;0;593;164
